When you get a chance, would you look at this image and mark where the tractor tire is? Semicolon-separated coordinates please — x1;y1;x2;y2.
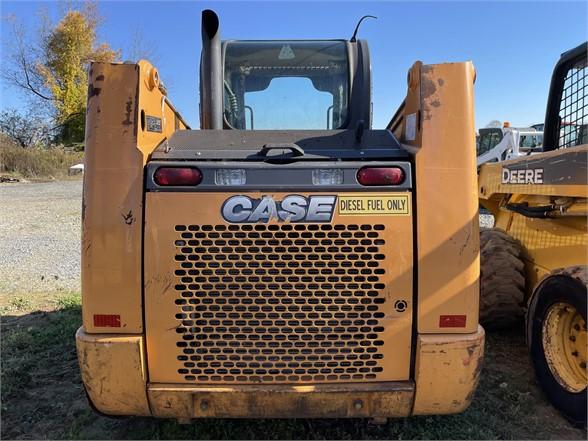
526;267;587;426
479;228;526;330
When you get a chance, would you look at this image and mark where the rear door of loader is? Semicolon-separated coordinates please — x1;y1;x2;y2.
143;131;414;385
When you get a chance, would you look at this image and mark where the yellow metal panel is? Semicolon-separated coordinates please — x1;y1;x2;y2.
144;192;414;384
82;61;187;333
479;145;588;200
495;209;587;297
479;145;588;298
414;62;480;333
148;382;414;419
82;63;144;333
412;325;485;415
147;327;486;419
75;327;151;416
136;60;189;154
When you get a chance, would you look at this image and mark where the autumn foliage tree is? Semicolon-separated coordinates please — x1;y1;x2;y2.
3;4;120;144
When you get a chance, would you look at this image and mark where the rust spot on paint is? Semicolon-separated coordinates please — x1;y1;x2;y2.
462;344;479;366
466;346;475;357
459;230;472;256
87;83;102;99
420;66;438;121
83;239;91;254
122;210;135;225
421;77;437;101
473;353;484;378
122;98;133;126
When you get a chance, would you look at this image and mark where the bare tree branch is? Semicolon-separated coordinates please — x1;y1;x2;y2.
1;16;56;102
48;111;85;132
125;27;160;63
17;50;56;102
0;108;51;148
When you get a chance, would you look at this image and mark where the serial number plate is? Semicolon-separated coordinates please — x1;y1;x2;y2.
338;194;411;216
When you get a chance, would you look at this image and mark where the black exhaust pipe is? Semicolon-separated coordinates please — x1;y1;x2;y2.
200;9;222;129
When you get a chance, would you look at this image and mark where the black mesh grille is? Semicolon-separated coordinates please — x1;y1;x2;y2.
172;223;387;384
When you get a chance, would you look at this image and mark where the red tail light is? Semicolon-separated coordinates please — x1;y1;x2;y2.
93;314;121;327
357;167;405;186
154;167;202;186
439;315;467;328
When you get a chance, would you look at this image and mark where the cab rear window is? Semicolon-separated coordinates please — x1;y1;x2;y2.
223;41;349;130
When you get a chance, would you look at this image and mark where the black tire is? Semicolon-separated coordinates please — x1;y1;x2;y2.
526;267;587;426
479;228;526;330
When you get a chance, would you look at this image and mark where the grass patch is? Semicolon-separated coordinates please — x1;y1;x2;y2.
55;292;83;309
0;142;84;179
0;291;81;314
7;296;31;311
1;296;81;398
1;293;83;439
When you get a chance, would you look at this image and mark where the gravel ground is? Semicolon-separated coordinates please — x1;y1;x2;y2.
0;180;495;295
0;180;82;294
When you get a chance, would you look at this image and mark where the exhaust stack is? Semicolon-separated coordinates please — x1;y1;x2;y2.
200;9;222;129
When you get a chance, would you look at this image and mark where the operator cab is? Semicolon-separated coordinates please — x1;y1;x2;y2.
200;10;371;131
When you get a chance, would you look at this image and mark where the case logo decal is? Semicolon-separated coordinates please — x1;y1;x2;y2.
221;195;336;223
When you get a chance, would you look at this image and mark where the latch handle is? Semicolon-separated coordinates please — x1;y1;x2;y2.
259;143;305;157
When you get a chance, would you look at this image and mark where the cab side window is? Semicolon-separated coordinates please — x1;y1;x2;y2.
477;129;503;156
558;58;587;147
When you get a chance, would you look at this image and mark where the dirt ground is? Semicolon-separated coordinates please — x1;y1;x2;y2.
0;181;586;440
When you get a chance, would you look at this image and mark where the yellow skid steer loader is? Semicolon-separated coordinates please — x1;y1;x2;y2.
479;42;587;425
76;10;482;420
